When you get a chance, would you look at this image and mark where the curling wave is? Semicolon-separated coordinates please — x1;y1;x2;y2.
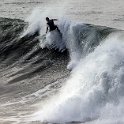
22;10;124;124
0;11;124;124
33;33;124;123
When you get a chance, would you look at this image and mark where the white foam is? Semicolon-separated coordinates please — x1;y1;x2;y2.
31;34;124;123
21;8;124;123
21;8;89;71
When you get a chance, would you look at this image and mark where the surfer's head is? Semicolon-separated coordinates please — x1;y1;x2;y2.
46;17;49;22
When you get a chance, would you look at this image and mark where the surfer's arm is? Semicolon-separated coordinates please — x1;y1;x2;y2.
53;19;58;21
46;25;49;33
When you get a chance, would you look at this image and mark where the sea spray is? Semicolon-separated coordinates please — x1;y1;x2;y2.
22;10;81;69
39;20;87;69
21;3;67;37
21;8;43;37
31;33;124;123
22;8;110;70
39;20;108;70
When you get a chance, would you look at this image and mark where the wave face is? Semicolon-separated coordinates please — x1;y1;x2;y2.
0;16;124;124
24;12;114;70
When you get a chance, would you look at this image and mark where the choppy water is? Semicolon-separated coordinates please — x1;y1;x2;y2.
0;12;124;124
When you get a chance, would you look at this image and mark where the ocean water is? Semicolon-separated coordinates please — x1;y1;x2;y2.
1;0;124;29
0;1;124;124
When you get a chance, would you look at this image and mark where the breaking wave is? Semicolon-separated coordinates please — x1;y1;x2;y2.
0;9;124;124
21;9;124;124
23;9;113;70
32;33;124;124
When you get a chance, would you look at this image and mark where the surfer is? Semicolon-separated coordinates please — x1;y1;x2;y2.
46;17;61;34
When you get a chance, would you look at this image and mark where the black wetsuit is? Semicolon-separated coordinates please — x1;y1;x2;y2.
47;19;57;31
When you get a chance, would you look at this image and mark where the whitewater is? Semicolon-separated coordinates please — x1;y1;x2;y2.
0;0;124;124
24;11;124;123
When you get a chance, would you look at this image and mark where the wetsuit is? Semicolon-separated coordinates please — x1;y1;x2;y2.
47;19;58;31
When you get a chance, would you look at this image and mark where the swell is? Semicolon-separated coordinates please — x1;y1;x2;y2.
0;17;121;123
0;18;116;74
0;17;118;95
0;18;69;100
